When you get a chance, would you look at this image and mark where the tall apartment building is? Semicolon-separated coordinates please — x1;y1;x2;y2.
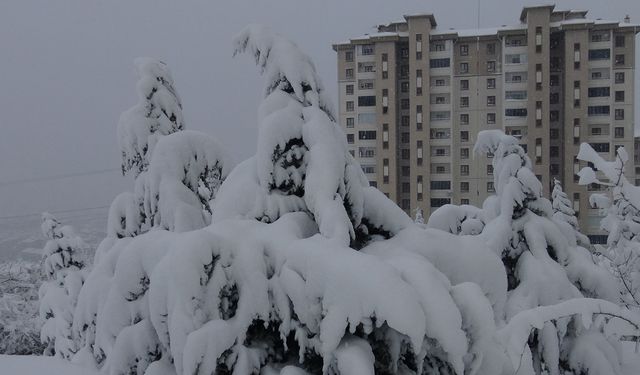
333;5;638;241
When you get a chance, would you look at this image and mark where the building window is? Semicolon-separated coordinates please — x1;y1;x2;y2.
460;165;469;176
460;114;469;125
383;124;389;149
401;166;410;176
505;36;526;46
430;42;445;52
359;147;376;158
550;92;559;104
487;96;496;107
460;44;469;56
487;165;493;175
487;61;496;72
615;91;625;102
460;80;469;91
505;54;526;64
346;101;354;112
460;182;469;192
550;129;559;139
401;82;409;93
401;115;410;127
401;182;410;193
615;72;625;84
460;148;469;159
460;62;469;73
487;113;496;124
614;127;624;138
461;131;469;142
361;44;374;55
359;79;374;90
435;78;446;87
346;134;354;144
505;108;527;117
430;129;451;139
587;106;610;116
615;54;625;66
346;68;353;79
358;131;376;140
615;35;625;48
505;72;526;82
588;87;610;98
506;90;527;100
346;85;354;95
615;109;624;120
400;48;409;58
401;149;410;160
358;96;375;107
550;146;559;157
460;97;469;108
487;43;495;55
400;65;409;78
588;49;610;60
358;62;376;73
590;143;610;153
430;198;451;208
487;78;496;89
357;112;375;124
401;132;410;143
345;51;353;62
400;99;409;110
487;182;495;193
430;58;450;68
346;117;354;128
431;181;451;190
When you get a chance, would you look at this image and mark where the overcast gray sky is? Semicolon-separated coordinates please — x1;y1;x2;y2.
0;0;638;219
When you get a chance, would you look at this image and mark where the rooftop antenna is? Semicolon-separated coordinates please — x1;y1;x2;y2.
624;14;631;23
477;0;481;28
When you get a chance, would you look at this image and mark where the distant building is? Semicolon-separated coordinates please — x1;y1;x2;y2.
333;4;639;239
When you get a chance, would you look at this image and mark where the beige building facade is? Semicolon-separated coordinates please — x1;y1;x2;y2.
333;5;639;241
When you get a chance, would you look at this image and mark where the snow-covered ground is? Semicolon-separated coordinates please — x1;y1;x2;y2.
0;355;99;375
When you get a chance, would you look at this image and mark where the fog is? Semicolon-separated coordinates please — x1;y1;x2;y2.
0;0;638;219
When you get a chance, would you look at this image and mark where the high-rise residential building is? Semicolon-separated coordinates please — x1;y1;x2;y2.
333;4;638;241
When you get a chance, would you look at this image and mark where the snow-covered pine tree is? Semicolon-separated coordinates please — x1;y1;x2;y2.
113;58;229;235
551;178;591;248
39;213;86;359
577;143;640;308
118;58;184;178
228;24;411;248
72;61;230;367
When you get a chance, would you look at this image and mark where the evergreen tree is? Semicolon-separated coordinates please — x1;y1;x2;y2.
118;58;184;177
39;213;86;359
551;178;591;247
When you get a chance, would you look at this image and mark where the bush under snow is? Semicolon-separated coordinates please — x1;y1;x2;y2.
0;261;45;355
